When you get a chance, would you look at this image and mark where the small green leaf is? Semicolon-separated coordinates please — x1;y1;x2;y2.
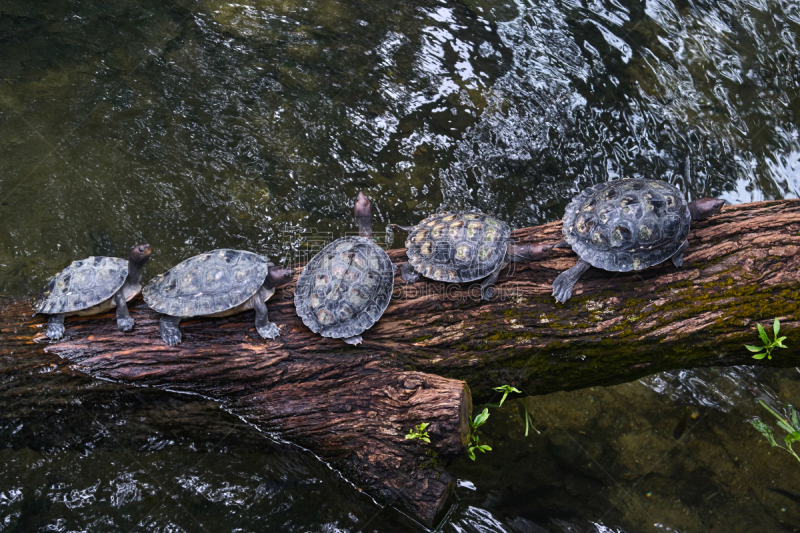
774;318;780;337
758;324;770;345
467;448;476;461
421;436;430;443
752;352;767;360
785;432;800;446
419;422;430;431
751;419;778;447
472;408;490;428
477;445;492;452
745;345;764;352
790;406;800;432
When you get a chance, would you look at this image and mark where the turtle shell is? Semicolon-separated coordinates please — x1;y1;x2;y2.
562;179;691;272
33;256;129;315
294;237;395;340
404;211;511;282
143;249;270;317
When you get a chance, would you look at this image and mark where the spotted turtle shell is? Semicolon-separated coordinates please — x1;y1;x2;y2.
562;179;691;272
143;249;270;317
294;237;395;340
33;256;129;315
404;211;510;283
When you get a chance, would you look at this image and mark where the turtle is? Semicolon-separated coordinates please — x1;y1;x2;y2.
33;244;152;341
393;212;553;300
552;178;725;303
143;249;295;346
294;192;395;345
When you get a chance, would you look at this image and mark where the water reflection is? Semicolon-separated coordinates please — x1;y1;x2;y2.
1;0;797;294
1;0;798;530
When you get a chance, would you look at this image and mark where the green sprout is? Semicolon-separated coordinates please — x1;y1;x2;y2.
467;408;492;460
493;385;521;407
745;318;787;360
405;422;431;443
492;384;539;436
750;400;800;464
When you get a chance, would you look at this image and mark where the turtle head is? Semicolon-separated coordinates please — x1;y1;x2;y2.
129;244;151;266
266;266;296;288
506;242;553;262
688;198;725;221
354;192;373;238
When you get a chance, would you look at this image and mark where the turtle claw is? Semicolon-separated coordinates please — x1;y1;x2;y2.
162;330;182;346
46;322;65;341
481;284;496;300
552;260;591;304
552;276;573;304
400;262;419;284
671;240;689;268
159;316;182;346
343;335;362;345
257;322;280;340
117;317;135;332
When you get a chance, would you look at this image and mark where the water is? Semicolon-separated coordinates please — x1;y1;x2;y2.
1;0;798;530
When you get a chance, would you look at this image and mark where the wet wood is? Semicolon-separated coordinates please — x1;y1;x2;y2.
2;199;799;523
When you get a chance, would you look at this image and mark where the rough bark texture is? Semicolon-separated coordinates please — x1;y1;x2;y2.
390;199;800;398
0;298;470;524
2;199;799;522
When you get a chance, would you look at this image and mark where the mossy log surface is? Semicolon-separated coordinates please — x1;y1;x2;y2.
2;199;799;523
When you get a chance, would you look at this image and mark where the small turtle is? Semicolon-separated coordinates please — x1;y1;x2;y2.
393;212;552;299
294;192;395;345
33;244;152;340
552;178;724;303
143;249;295;346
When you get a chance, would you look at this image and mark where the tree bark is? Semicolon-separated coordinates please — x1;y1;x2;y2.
2;199;799;523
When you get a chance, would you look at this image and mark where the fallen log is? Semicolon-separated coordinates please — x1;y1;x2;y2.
2;199;799;523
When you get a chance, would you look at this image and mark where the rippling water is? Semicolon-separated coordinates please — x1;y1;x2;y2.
1;0;798;530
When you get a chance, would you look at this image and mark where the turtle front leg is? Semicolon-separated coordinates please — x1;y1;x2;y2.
670;239;690;268
253;291;280;340
552;259;591;303
46;314;66;340
114;291;134;332
480;261;508;301
400;262;419;284
159;315;183;346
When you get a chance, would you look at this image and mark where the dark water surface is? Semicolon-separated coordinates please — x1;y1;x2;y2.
1;0;799;530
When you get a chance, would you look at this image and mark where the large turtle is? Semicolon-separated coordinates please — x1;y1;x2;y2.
552;178;725;303
33;244;151;340
143;249;295;346
393;212;552;300
294;192;395;345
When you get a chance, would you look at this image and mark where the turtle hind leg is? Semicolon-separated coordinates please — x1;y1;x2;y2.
552;259;591;303
46;314;66;340
159;315;182;346
253;290;280;340
480;262;508;301
343;335;362;345
114;292;134;332
400;262;419;284
671;239;689;268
